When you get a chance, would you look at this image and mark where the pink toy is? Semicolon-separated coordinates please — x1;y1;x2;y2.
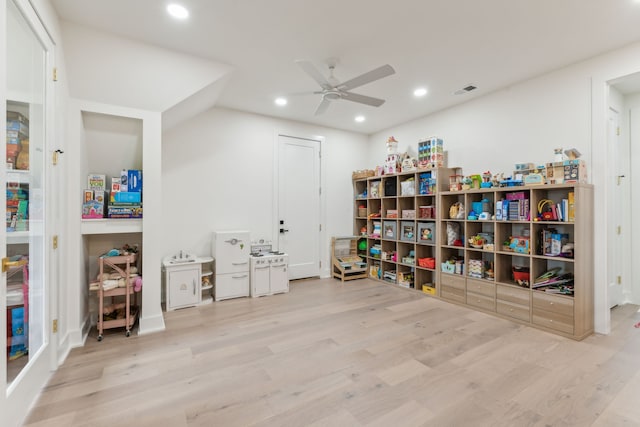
134;276;143;292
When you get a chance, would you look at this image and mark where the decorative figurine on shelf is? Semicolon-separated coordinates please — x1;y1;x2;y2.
554;148;564;163
461;176;473;190
386;136;398;154
481;171;493;188
400;152;418;172
384;136;401;175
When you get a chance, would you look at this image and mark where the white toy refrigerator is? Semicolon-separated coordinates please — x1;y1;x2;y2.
212;230;250;301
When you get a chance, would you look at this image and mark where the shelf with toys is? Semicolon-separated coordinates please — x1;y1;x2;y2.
438;181;593;340
353;138;593;340
353;136;453;295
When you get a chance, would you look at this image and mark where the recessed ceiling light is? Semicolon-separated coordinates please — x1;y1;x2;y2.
274;97;288;106
167;4;189;20
413;87;428;97
355;115;366;123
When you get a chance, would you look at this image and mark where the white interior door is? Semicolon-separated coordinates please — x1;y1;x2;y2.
630;106;640;305
2;0;55;424
277;135;320;280
608;107;624;308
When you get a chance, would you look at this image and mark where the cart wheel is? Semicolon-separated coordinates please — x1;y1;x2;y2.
97;335;103;342
125;330;131;337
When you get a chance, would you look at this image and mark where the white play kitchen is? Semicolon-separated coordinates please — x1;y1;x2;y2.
249;240;289;297
163;231;289;310
162;251;214;311
212;230;251;301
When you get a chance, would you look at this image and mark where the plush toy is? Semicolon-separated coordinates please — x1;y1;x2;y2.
134;276;143;292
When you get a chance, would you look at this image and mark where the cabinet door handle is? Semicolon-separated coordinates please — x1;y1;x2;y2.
232;274;248;279
232;262;248;266
193;279;196;295
256;266;269;270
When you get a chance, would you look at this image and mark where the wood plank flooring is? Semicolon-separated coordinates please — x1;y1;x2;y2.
23;278;640;426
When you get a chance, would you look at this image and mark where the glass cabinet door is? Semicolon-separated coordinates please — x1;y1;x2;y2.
4;0;48;387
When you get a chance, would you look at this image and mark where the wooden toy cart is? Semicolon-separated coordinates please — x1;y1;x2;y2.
93;254;139;341
331;236;367;282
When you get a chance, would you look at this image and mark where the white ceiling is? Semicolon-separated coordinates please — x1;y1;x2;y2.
50;0;640;135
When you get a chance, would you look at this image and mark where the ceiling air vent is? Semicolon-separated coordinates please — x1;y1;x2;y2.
453;84;477;95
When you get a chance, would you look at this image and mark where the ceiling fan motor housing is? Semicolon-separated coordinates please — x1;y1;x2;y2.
323;90;342;100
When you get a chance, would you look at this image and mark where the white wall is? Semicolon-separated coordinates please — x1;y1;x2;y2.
162;107;368;277
368;66;592;173
368;40;640;334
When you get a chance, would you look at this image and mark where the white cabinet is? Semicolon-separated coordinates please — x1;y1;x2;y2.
165;264;200;310
212;231;250;301
163;256;214;310
215;273;250;301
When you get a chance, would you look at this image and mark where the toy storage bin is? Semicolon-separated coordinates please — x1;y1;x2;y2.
358;206;367;217
422;284;436;295
418;257;435;269
419;206;435;219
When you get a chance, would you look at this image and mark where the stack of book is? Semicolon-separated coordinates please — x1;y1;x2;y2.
108;170;143;218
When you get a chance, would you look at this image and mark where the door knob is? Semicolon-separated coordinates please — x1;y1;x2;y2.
279;228;290;233
2;257;27;273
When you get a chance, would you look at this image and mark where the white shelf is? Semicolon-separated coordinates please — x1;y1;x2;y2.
6;170;30;184
81;218;142;235
7;231;29;245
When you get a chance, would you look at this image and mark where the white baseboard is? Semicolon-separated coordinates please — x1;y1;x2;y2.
138;313;166;335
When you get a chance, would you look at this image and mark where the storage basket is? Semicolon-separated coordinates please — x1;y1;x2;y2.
512;266;530;287
352;169;375;180
358;207;367;217
418;257;435;269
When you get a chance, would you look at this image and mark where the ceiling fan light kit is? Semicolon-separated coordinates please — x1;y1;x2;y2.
295;59;396;115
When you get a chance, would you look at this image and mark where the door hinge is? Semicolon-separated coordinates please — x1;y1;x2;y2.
53;235;58;249
319;261;322;268
52;319;58;333
53;67;58;82
617;276;622;285
617;226;621;235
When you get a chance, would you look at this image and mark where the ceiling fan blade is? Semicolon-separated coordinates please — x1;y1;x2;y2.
338;64;395;91
341;91;385;107
315;98;331;115
295;60;332;90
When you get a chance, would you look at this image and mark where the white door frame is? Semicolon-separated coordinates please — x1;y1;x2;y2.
607;106;626;308
272;132;327;278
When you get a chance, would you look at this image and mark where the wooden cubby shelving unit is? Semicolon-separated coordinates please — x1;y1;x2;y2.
354;172;594;340
438;183;594;340
353;168;453;294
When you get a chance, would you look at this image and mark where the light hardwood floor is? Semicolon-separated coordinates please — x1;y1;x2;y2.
23;278;640;426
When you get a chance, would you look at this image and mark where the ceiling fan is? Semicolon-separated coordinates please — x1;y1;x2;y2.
295;59;395;115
